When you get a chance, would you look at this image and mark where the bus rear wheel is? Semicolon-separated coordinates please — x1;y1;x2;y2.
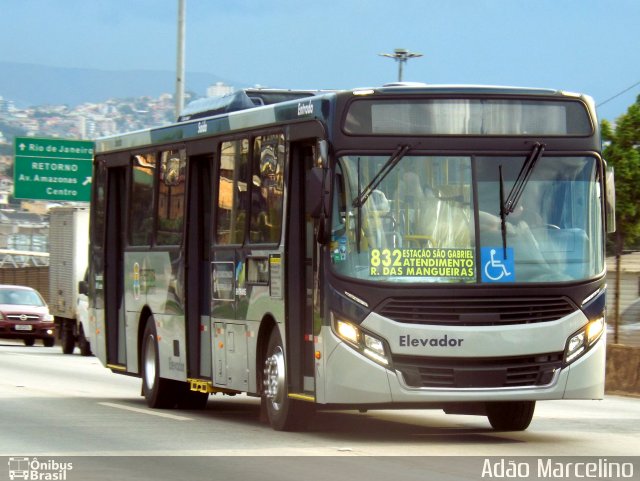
262;327;313;431
141;318;177;409
486;401;536;431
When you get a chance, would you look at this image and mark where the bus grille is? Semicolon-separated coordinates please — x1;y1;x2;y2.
393;353;563;389
377;297;577;326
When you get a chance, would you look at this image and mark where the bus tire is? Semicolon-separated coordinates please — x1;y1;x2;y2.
486;401;535;431
141;318;177;409
262;327;313;431
78;325;92;357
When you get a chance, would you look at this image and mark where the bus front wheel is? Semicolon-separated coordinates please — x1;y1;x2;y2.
486;401;535;431
78;324;92;357
141;318;177;409
262;327;313;431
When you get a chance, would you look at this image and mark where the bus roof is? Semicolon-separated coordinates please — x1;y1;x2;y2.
94;84;595;154
177;88;324;122
368;83;566;95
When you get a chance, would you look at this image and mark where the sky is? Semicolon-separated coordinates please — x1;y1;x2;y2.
1;0;639;122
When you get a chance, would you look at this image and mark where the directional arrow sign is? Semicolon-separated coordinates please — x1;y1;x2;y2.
14;137;94;202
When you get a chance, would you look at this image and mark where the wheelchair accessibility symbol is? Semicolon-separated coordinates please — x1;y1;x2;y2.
481;247;515;283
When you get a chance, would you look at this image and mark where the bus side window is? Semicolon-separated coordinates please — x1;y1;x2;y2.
157;149;186;245
249;134;285;244
130;153;156;246
216;139;249;245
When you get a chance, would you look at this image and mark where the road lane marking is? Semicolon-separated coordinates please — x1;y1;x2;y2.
99;402;193;421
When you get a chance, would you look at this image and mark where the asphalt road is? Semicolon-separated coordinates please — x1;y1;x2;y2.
0;339;638;481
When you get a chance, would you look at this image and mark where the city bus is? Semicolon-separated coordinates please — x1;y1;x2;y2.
89;84;615;431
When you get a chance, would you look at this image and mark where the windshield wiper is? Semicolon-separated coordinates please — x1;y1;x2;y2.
498;142;545;258
352;144;411;208
499;165;508;258
503;142;545;214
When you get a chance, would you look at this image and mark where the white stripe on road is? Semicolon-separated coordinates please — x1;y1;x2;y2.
99;402;193;421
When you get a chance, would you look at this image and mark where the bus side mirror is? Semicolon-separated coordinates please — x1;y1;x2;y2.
605;166;616;234
307;166;330;244
307;167;329;219
78;280;88;296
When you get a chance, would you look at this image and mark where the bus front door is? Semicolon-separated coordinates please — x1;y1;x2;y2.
103;166;127;368
285;140;317;397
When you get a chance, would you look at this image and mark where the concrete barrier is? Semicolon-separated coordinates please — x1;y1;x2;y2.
605;344;640;396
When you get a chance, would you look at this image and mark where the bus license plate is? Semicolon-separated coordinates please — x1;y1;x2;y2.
15;324;33;331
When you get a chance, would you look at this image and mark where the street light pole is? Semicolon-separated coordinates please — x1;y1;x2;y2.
175;0;186;118
379;48;423;82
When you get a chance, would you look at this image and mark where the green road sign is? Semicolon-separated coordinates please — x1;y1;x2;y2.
14;137;94;202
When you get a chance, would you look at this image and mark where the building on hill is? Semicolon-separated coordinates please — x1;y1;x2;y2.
0;209;48;250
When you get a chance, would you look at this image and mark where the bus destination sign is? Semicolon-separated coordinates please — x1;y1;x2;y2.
13;137;94;202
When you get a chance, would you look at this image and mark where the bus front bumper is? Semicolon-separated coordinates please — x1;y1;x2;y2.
316;326;605;406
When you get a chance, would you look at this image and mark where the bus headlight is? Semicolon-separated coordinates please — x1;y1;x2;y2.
564;316;605;364
332;314;390;367
587;316;605;343
335;319;360;344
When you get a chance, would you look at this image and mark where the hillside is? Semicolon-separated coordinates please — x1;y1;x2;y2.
0;61;229;107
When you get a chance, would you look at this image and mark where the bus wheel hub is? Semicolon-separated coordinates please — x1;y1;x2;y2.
263;347;285;408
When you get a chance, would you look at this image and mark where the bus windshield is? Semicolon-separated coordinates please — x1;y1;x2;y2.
330;154;603;284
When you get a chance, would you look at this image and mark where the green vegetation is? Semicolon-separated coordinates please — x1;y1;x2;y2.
602;95;640;254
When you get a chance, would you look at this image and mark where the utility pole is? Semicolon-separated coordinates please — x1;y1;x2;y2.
379;48;423;82
175;0;186;118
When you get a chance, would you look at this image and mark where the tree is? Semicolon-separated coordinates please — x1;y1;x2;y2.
601;94;640;341
602;95;640;252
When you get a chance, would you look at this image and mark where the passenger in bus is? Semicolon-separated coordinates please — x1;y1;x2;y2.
361;189;393;248
393;171;435;205
478;205;550;269
393;172;472;249
420;195;472;248
369;189;390;212
391;172;436;246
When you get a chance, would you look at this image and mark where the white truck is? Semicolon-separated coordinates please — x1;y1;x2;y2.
49;206;92;356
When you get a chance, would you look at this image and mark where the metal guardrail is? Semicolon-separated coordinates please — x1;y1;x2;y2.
0;249;49;267
0;265;49;303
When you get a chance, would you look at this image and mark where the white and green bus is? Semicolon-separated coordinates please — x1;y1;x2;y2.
89;85;615;431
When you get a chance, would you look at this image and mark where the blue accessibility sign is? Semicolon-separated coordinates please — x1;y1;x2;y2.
481;247;515;283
